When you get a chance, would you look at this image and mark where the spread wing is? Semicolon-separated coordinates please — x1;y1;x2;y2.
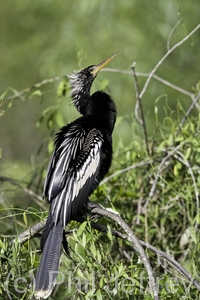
44;123;103;227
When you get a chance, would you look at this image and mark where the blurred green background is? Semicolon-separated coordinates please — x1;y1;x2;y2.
1;2;200;298
0;0;200;179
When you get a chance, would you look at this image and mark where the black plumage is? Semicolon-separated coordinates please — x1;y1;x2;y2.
34;53;117;299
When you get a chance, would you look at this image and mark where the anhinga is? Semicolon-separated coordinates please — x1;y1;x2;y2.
34;53;117;299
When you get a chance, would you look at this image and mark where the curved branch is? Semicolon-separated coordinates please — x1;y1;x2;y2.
0;176;43;202
131;63;150;156
90;206;159;299
167;19;182;51
94;222;200;292
3;76;62;101
103;68;195;100
10;220;45;245
139;24;200;99
100;159;155;186
146;143;186;209
11;207;158;299
176;92;200;135
8;205;200;293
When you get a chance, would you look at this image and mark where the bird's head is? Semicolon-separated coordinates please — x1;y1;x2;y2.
68;52;118;114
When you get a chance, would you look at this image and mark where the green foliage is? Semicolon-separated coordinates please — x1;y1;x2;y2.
1;0;200;162
0;1;200;299
0;238;35;299
1;99;200;298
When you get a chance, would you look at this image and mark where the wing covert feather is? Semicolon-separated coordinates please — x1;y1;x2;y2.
44;125;103;226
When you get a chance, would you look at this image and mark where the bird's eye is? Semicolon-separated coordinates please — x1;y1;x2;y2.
88;66;94;74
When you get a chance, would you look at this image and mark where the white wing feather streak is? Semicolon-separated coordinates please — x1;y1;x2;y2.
48;151;70;199
45;126;86;201
48;127;103;227
71;137;102;202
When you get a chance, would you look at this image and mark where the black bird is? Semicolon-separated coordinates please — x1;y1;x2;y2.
34;53;117;299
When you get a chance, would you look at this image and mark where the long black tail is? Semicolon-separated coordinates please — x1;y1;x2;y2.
34;223;63;299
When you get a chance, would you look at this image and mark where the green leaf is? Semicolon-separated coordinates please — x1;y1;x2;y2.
77;268;84;279
85;288;96;299
55;112;65;128
23;211;28;226
57;79;70;97
90;241;96;257
42;106;56;117
28;90;42;99
107;225;113;241
77;221;87;237
48;140;54;154
0;239;5;250
189;226;197;244
96;289;103;300
77;49;87;68
0;110;5;117
8;101;13;108
82;233;86;248
184;147;191;160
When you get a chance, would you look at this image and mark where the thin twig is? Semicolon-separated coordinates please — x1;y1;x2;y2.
147;73;195;100
174;151;199;228
10;221;45;245
3;76;62;101
90;206;159;299
100;159;155;186
3;68;196;106
139;24;200;99
0;176;44;208
131;63;142;125
9;210;200;293
169;150;198;262
146;143;185;208
167;19;182;51
2;23;198;106
176;92;200;136
88;221;200;291
9;208;159;298
140;239;200;291
131;63;150;156
103;68;195;101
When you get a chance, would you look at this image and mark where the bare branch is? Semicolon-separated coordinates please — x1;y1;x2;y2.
176;92;200;136
9;207;200;293
10;221;45;245
103;68;195;101
167;19;182;51
89;221;200;291
0;176;42;201
9;206;158;298
3;75;62;101
2;65;196;107
140;239;200;291
146;143;186;208
90;206;159;299
100;159;155;186
145;73;195;100
174;151;199;227
131;63;150;156
131;63;143;125
139;24;200;99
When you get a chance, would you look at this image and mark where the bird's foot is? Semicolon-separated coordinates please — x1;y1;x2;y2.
72;201;103;222
86;200;103;220
86;200;103;210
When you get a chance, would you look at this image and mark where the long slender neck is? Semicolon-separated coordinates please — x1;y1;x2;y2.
87;91;117;135
68;71;93;115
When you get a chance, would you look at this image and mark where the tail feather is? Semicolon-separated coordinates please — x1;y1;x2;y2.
35;223;63;299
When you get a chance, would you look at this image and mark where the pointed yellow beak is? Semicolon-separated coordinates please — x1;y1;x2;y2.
90;52;118;76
